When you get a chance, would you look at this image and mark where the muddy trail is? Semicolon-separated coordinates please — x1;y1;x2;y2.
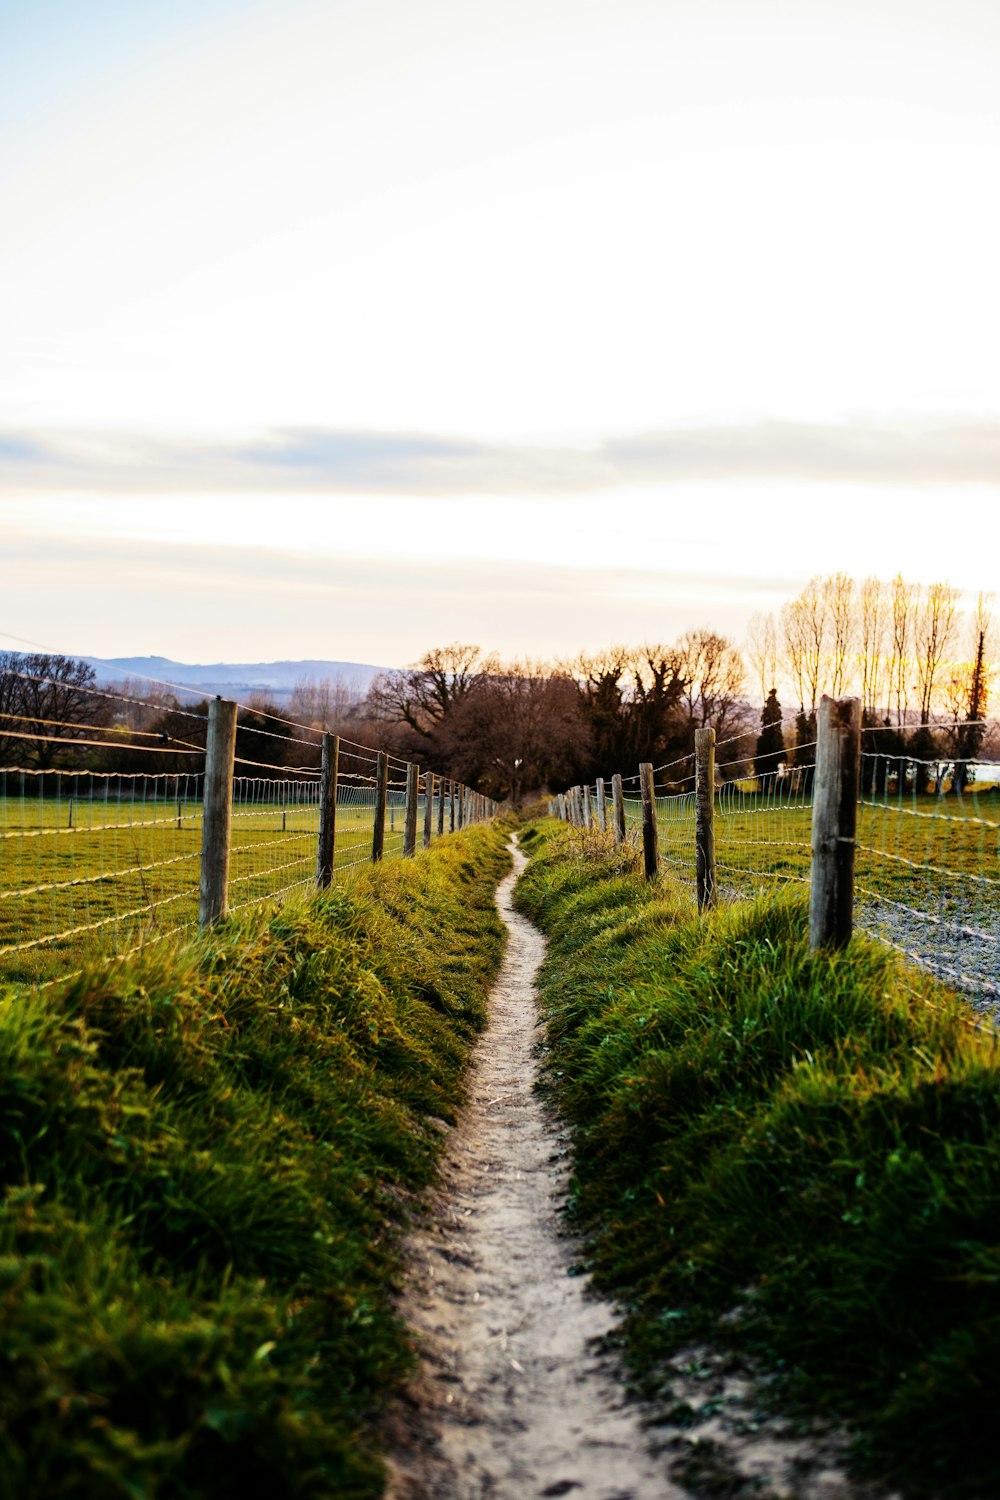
385;844;888;1500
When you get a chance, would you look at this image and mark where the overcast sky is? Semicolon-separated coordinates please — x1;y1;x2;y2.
2;0;998;667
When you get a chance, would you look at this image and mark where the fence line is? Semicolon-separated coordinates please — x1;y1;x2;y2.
551;697;1000;1008
0;690;498;990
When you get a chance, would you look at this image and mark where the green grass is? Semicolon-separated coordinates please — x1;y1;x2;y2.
0;823;511;1499
622;784;998;892
515;820;1000;1497
613;783;1000;938
0;793;439;985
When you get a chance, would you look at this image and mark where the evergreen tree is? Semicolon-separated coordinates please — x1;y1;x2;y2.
754;688;785;783
792;708;817;794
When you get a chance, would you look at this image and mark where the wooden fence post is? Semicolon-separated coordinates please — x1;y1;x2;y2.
423;771;434;848
695;727;717;911
403;761;419;857
583;783;593;829
639;762;659;880
612;774;625;844
438;778;446;836
372;751;388;861
199;697;238;927
810;695;861;949
449;781;456;832
317;732;339;888
595;777;606;831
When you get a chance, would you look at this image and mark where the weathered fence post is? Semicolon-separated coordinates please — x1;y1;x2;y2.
438;777;446;836
809;695;861;949
695;727;717;911
449;781;456;832
639;762;659;880
403;761;419;857
199;696;238;927
372;750;388;861
611;773;625;844
423;771;434;848
317;732;339;888
583;783;593;829
595;777;606;831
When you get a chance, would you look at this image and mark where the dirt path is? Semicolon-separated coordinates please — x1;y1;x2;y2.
385;843;885;1500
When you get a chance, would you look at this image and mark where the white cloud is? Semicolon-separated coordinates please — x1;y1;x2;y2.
3;418;1000;494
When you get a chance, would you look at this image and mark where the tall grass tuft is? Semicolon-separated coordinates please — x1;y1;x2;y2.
0;826;510;1499
515;821;1000;1498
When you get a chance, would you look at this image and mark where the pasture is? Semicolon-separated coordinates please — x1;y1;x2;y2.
618;782;1000;927
0;784;424;986
515;821;1000;1496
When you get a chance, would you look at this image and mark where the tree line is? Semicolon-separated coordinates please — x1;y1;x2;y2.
746;575;995;794
0;573;995;801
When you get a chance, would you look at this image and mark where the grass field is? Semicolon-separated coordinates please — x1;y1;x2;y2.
515;821;1000;1497
0;785;439;987
614;783;1000;960
0;823;511;1499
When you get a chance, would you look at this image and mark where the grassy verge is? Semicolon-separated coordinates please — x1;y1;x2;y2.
0;825;511;1499
515;820;1000;1497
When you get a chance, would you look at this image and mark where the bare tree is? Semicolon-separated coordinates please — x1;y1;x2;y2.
889;573;918;726
674;629;750;750
780;594;810;711
283;674;365;767
745;611;779;705
798;577;828;714
287;674;361;730
914;580;961;725
365;643;482;753
824;572;856;697
857;576;888;719
0;652;104;769
442;661;587;803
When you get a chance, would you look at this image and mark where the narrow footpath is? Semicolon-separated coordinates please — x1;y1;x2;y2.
386;842;675;1500
386;843;881;1500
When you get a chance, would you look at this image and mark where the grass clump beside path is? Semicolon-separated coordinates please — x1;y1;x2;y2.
515;821;1000;1498
0;824;511;1500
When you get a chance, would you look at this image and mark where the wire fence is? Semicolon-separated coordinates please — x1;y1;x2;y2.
0;680;495;990
554;711;1000;1010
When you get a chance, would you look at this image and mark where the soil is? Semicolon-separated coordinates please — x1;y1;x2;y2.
383;843;897;1500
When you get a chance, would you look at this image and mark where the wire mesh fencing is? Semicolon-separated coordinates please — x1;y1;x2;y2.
554;709;1000;1007
0;768;205;986
855;744;999;1003
0;678;497;991
228;772;324;917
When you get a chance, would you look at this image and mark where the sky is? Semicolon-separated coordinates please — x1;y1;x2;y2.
2;0;998;669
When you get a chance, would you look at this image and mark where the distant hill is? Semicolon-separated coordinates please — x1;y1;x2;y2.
83;655;385;705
